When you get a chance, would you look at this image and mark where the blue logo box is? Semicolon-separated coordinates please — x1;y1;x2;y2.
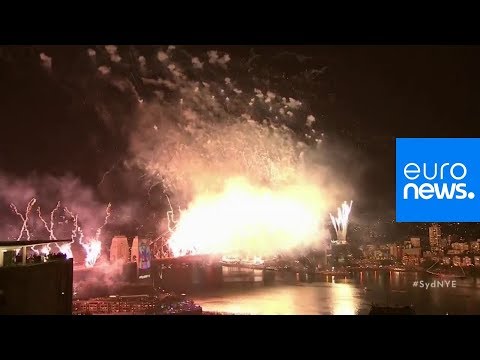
396;138;480;222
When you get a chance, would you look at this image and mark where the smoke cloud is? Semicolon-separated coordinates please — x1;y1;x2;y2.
0;173;120;244
73;260;128;299
39;52;52;71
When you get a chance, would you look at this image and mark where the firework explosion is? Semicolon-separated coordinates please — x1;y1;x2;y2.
168;178;329;257
119;46;349;258
329;200;353;244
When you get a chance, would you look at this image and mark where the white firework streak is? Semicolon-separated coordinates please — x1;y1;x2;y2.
165;194;178;233
62;206;80;259
329;201;353;243
36;201;62;256
94;203;112;241
10;198;37;254
10;198;37;241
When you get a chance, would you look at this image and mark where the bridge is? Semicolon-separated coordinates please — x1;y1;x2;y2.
154;254;269;270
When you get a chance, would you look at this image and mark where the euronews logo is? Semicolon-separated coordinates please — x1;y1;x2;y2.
403;162;475;200
396;138;480;222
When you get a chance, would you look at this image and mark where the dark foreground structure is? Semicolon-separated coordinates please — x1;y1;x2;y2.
73;293;202;315
369;304;416;315
0;240;73;315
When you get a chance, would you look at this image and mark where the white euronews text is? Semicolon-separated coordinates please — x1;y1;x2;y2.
402;162;475;200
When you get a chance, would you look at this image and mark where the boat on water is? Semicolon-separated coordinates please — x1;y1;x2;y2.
426;261;467;279
369;304;416;315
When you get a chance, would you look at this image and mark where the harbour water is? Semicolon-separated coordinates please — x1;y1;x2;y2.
192;270;480;315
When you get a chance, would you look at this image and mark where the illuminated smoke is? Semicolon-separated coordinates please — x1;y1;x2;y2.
157;51;168;62
138;56;147;74
329;201;353;244
39;53;52;71
207;50;230;66
98;66;110;75
73;259;127;299
191;57;203;69
105;45;121;63
306;115;316;127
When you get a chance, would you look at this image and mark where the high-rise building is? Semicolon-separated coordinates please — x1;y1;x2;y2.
410;237;421;248
389;244;402;260
429;224;441;248
439;238;448;249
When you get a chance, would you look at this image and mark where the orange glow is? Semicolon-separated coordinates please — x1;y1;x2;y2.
332;284;357;315
168;177;328;258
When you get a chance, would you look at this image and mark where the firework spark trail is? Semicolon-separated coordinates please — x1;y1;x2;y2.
10;198;37;241
10;198;37;255
329;201;353;244
36;201;62;256
45;203;77;259
64;207;80;242
98;162;118;187
165;194;178;233
55;207;78;260
64;206;80;257
66;203;112;268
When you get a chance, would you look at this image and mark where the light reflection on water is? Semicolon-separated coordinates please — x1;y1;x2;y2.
192;270;480;315
194;283;361;315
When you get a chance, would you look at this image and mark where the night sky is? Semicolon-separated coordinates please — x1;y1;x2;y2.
2;45;480;225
